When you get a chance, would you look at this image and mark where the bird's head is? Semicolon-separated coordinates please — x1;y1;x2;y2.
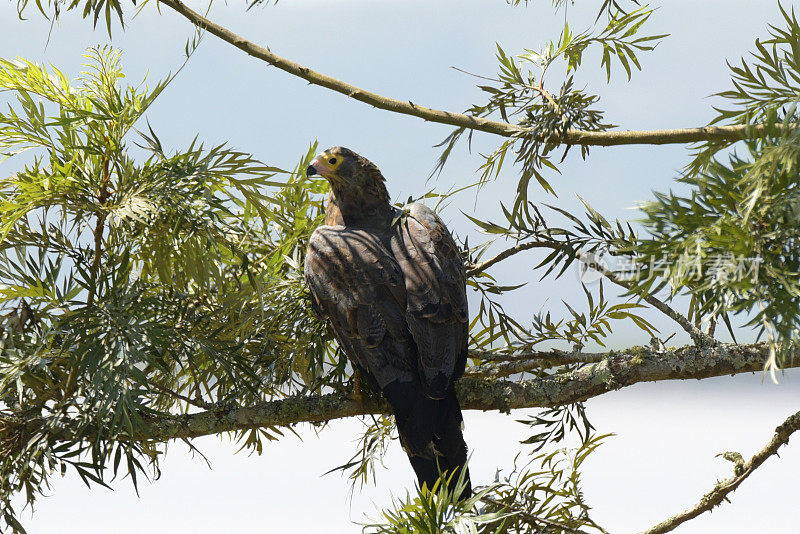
306;146;358;184
306;146;389;204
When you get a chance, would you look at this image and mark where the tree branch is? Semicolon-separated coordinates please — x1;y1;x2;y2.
157;0;782;148
467;359;548;378
468;349;608;378
466;241;553;277
641;409;800;534
473;348;609;365
134;342;783;442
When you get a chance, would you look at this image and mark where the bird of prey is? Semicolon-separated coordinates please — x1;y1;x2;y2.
304;146;471;495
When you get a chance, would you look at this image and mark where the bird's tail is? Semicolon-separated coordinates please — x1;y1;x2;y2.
383;381;471;498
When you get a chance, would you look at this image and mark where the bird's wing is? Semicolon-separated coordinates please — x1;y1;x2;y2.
390;203;468;398
304;225;416;388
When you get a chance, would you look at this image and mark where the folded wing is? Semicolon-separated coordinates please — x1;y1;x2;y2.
305;226;415;388
304;203;468;398
390;203;468;398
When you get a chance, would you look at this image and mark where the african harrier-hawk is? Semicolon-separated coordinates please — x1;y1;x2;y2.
304;146;470;494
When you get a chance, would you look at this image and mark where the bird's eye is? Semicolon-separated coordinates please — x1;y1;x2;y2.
329;158;337;165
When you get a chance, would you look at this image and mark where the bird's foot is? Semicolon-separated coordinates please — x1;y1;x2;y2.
348;370;365;405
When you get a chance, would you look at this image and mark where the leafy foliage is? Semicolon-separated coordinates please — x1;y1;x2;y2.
364;434;611;534
3;1;800;533
327;414;396;488
15;0;127;35
713;3;800;126
518;402;594;453
688;3;800;175
436;4;665;217
465;197;657;363
620;5;800;369
0;48;336;531
506;0;642;22
363;468;511;534
481;434;611;534
633;119;800;370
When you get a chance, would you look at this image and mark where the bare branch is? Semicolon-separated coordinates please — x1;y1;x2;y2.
157;0;784;148
147;378;217;411
641;409;800;534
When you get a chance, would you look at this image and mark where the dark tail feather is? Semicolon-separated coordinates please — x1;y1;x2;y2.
383;381;471;498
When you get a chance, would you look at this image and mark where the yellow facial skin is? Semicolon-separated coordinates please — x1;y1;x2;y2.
308;150;346;184
319;151;343;172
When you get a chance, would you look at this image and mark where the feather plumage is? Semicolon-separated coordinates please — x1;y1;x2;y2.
304;147;470;495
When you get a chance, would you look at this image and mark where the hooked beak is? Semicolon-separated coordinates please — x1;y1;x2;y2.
306;156;333;177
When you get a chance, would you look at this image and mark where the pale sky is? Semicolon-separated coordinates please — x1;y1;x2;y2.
1;0;798;532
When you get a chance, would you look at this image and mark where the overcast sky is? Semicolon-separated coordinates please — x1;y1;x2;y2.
1;0;798;532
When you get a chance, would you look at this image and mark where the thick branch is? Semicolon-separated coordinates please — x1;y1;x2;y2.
136;342;783;442
641;409;800;534
158;0;781;147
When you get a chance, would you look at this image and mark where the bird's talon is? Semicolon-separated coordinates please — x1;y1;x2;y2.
348;370;364;404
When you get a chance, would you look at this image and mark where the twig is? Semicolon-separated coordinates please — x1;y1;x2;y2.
573;249;714;347
148;379;217;411
86;212;106;305
706;317;717;337
157;0;785;148
481;496;596;534
63;157;112;400
641;409;800;534
184;350;214;405
86;157;111;306
466;241;552;277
